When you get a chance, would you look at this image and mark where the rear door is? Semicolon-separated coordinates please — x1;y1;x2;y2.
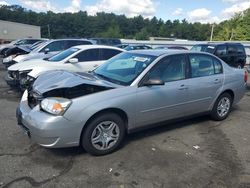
214;45;228;63
227;44;238;67
185;53;224;113
236;44;246;67
39;40;66;57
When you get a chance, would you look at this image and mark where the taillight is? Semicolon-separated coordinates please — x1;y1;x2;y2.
244;70;248;82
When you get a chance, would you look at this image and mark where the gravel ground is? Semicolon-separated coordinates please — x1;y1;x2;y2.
1;61;250;188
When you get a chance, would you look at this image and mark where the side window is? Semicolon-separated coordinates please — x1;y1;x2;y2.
189;54;215;77
213;58;223;74
237;45;245;55
228;45;237;54
74;49;100;62
40;41;65;52
147;55;186;82
99;49;121;60
215;45;227;56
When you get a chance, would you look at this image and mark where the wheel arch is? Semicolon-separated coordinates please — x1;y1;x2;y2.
79;108;129;146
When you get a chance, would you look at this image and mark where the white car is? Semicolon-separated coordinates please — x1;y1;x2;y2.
3;39;93;67
6;45;124;90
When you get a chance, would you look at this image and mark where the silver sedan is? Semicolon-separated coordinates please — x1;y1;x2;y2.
17;50;247;155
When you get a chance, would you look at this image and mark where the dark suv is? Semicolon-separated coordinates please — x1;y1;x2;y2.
191;43;246;68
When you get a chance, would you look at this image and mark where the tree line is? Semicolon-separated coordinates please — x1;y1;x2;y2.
0;5;249;41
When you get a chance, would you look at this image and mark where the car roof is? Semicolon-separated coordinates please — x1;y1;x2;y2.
126;49;214;57
127;49;184;57
71;44;125;51
197;42;243;46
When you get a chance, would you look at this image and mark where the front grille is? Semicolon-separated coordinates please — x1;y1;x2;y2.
28;90;43;109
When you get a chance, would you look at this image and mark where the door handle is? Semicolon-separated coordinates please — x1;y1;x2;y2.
178;84;188;90
93;64;98;68
214;79;221;84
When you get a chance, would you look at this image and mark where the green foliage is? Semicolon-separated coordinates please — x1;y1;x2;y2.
214;9;250;41
1;5;249;41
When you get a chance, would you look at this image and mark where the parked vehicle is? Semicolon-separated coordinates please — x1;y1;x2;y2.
2;41;47;68
124;45;152;51
155;45;188;50
2;40;47;58
6;45;124;90
115;44;129;49
0;38;46;56
89;38;121;46
191;43;246;68
16;50;247;155
2;39;93;68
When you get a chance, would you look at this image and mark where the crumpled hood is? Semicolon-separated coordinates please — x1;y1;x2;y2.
32;70;117;96
8;59;48;71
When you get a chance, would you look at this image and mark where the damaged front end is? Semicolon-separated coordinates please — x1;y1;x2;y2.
27;70;115;111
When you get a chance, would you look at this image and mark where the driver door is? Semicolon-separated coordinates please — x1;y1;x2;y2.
67;49;103;72
135;54;190;128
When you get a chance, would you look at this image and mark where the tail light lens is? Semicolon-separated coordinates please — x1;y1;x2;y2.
244;70;248;82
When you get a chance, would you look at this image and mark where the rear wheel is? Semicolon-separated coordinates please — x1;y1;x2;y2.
81;113;125;155
211;93;232;121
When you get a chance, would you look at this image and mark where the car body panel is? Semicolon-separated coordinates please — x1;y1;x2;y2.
17;50;246;148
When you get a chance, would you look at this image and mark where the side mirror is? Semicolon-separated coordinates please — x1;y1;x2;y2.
142;78;165;86
68;58;79;64
44;48;50;54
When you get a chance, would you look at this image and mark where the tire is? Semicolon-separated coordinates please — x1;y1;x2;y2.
211;93;233;121
81;113;125;156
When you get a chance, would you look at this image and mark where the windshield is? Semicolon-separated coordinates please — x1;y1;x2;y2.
191;45;215;54
94;52;157;86
191;45;209;52
47;48;80;62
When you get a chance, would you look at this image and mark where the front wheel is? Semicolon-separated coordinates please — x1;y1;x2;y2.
211;93;232;121
81;113;125;155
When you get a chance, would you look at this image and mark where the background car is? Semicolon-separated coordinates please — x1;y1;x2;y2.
191;42;247;68
17;50;247;155
89;38;121;46
0;38;46;57
2;39;93;68
154;45;188;50
6;45;124;90
124;44;152;51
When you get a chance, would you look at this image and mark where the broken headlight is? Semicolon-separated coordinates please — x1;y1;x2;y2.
41;97;72;115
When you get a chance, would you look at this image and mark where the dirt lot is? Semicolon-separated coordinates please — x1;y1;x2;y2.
1;62;250;188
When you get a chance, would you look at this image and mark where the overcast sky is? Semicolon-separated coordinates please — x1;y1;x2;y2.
1;0;250;23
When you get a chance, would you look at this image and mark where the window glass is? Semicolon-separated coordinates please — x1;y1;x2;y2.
189;54;215;77
228;45;237;54
215;45;227;56
99;49;121;60
147;55;186;82
237;45;245;54
40;41;65;52
94;52;156;85
191;45;208;52
48;48;80;62
74;49;100;62
213;58;223;74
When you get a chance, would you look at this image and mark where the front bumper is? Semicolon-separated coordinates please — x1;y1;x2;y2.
5;74;19;87
16;91;82;148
